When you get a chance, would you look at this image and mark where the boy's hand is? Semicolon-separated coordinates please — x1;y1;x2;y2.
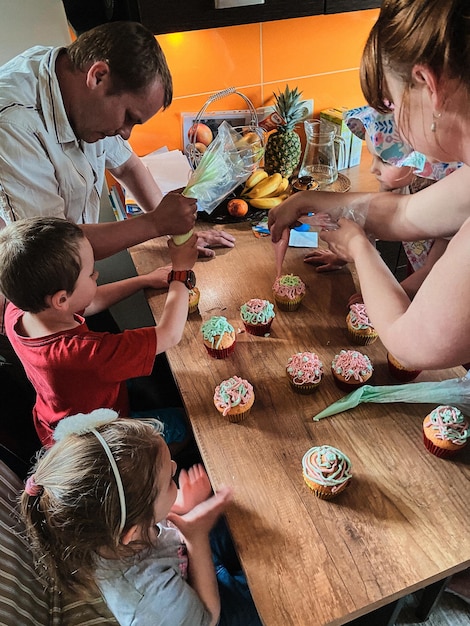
171;464;213;515
141;264;172;289
167;486;233;541
167;232;198;271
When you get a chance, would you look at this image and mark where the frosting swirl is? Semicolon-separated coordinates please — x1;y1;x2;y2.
240;299;275;324
272;274;306;299
214;376;254;416
201;316;234;349
331;350;373;382
423;405;469;445
287;352;323;385
348;303;374;330
302;445;352;491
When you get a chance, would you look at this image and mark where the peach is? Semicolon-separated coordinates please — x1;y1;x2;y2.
189;123;213;147
227;198;249;217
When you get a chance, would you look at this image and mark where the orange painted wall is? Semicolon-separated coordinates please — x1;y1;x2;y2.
129;9;379;157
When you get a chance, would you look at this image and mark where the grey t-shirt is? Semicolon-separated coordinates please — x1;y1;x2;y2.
95;524;211;626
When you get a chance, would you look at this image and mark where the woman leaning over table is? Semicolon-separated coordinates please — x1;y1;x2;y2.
269;0;470;372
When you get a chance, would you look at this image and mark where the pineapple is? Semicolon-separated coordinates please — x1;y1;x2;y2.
264;85;307;178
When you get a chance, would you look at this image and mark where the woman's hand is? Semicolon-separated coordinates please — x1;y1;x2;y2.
320;218;371;263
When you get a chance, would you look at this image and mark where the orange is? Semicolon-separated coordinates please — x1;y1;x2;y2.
227;198;249;217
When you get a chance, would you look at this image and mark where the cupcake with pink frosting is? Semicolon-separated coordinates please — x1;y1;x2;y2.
286;351;323;394
346;303;378;345
272;274;306;311
213;375;255;423
302;445;352;499
422;405;469;458
331;349;373;392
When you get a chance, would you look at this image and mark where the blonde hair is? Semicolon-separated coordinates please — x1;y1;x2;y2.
20;418;164;597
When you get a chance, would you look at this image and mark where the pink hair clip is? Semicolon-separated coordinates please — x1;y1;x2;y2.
25;475;42;497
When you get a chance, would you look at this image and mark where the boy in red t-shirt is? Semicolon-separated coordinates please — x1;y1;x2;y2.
0;216;197;448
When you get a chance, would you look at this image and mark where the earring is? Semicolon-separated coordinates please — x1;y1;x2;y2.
431;111;441;133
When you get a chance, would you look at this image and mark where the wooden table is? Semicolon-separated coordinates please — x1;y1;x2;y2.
129;162;470;626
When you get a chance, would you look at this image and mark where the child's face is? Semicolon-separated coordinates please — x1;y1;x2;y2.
152;438;178;523
67;238;99;311
366;134;414;192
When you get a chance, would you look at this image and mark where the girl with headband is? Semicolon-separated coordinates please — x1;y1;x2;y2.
20;409;261;626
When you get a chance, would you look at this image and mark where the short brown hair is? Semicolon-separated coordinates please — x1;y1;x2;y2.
67;21;173;108
20;418;164;596
361;0;470;117
0;217;84;313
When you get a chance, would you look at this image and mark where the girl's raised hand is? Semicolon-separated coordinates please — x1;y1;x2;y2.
171;464;213;515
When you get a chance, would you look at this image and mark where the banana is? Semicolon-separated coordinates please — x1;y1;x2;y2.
265;176;289;197
244;168;268;190
248;196;284;209
246;173;283;199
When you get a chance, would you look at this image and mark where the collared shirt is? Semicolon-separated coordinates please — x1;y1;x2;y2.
0;45;132;225
0;46;132;333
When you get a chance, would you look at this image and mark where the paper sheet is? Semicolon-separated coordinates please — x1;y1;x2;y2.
141;149;192;196
288;231;318;247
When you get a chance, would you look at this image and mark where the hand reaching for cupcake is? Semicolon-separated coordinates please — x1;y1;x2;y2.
171;463;213;515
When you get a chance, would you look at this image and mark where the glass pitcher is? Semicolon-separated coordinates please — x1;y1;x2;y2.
298;119;346;187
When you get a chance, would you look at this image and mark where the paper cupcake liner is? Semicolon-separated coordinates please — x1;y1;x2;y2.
422;432;461;459
387;360;421;382
274;295;304;312
347;329;378;346
188;303;199;314
303;475;350;499
204;341;236;360
227;408;251;423
289;379;321;394
243;320;273;336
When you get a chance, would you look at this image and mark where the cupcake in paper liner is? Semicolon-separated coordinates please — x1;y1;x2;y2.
331;349;373;392
240;298;275;336
214;375;255;423
302;445;352;499
272;274;306;311
188;287;200;314
422;405;469;458
387;352;422;382
201;316;236;359
346;303;378;345
286;352;323;394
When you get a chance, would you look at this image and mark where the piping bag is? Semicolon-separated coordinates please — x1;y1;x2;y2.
273;228;290;276
173;121;265;246
312;370;470;421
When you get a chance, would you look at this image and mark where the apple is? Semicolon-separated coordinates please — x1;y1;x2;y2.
194;142;207;154
227;198;249;217
189;123;213;146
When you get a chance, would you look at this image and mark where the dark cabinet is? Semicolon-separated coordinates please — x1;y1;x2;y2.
325;1;381;14
63;0;381;37
136;0;324;35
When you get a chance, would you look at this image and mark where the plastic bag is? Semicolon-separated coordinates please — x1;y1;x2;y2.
183;121;264;214
298;195;371;231
312;370;470;421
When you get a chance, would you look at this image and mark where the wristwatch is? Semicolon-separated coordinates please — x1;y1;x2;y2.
167;269;196;290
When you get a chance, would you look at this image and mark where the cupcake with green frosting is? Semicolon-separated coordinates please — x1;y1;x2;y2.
272;274;306;311
201;316;236;359
302;445;352;499
240;298;275;336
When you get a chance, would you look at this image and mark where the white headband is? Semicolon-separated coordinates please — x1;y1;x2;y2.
54;409;127;534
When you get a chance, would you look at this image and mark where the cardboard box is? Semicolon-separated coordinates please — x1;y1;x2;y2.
319;107;352;170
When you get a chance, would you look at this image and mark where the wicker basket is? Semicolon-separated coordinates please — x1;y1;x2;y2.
185;87;260;169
